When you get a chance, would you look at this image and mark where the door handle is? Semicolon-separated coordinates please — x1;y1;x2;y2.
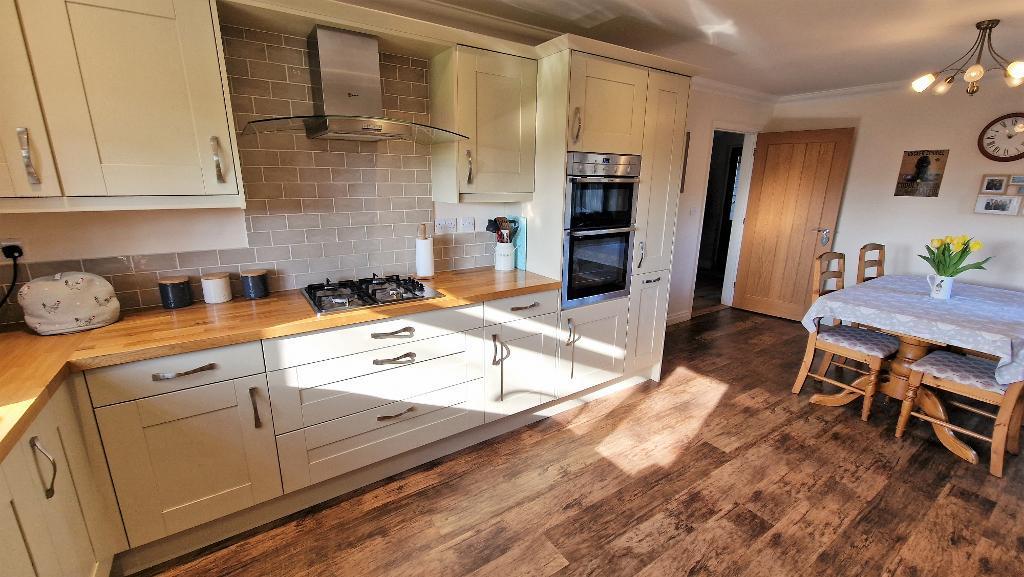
373;352;417;365
16;128;41;184
637;241;646;269
28;437;57;499
572;107;582;143
644;277;662;284
210;136;226;183
813;227;832;246
377;406;415;421
152;363;217;381
371;326;415;339
248;387;263;429
510;302;539;312
466;149;473;185
570;227;635;237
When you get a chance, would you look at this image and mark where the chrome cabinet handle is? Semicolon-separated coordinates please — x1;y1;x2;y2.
570;227;635;238
16;128;41;184
510;302;539;312
210;136;226;183
644;276;662;284
565;318;575;346
492;333;501;366
466;149;473;185
377;406;415;421
373;352;416;365
28;437;57;499
371;326;415;339
813;227;831;247
568;176;639;183
572;107;582;143
637;240;646;269
151;362;217;381
248;387;262;429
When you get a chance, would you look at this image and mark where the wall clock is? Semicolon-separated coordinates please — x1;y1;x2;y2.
978;113;1024;162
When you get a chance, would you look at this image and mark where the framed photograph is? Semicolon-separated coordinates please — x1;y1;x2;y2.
1010;175;1024;186
980;174;1009;194
1011;184;1024;196
894;150;948;197
975;194;1021;215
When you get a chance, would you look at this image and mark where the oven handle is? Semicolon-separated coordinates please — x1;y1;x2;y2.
569;227;636;237
568;176;639;184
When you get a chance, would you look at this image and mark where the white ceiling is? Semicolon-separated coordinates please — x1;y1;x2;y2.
340;0;1024;96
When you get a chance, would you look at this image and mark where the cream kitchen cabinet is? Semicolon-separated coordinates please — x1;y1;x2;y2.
556;299;628;398
95;374;281;547
431;46;537;202
0;471;40;577
633;71;690;275
483;313;559;422
626;271;670;372
567;52;649;155
5;0;243;211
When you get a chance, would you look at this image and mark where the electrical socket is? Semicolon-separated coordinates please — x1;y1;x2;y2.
458;216;476;232
0;239;24;258
434;217;457;235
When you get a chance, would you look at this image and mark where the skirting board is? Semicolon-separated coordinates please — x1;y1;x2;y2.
115;368;656;575
666;310;692;325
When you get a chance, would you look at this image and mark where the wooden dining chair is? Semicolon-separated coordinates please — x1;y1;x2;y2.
793;252;900;420
897;351;1024;477
857;243;885;283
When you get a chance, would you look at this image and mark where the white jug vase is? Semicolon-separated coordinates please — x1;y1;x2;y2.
927;274;954;300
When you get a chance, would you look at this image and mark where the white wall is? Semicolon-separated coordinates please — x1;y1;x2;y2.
769;84;1024;290
668;81;775;324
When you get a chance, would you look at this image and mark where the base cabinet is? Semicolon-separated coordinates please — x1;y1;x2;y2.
96;374;282;547
556;300;628;397
483;313;559;422
626;271;671;372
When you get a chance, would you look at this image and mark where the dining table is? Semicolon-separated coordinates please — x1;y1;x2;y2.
801;275;1024;465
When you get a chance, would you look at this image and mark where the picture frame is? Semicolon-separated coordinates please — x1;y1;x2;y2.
980;174;1009;194
974;194;1021;215
1010;184;1024;196
1010;175;1024;186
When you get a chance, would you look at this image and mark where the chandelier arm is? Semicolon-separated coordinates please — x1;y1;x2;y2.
936;31;985;76
985;36;1012;68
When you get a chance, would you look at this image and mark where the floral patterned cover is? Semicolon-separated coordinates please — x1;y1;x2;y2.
802;275;1024;385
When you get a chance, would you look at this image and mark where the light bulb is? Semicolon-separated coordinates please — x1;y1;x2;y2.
933;76;954;94
1006;72;1024;88
964;64;985;82
911;73;936;92
1008;61;1024;79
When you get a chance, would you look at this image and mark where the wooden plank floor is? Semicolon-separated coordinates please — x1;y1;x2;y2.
143;308;1024;577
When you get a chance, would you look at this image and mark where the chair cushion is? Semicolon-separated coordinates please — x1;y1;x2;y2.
817;325;899;358
909;351;1005;394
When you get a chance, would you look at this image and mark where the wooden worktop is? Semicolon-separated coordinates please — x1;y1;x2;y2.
0;268;561;459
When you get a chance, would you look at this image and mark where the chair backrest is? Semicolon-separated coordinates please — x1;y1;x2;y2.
814;251;845;299
858;243;885;283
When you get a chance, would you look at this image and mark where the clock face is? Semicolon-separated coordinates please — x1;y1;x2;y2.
979;113;1024;162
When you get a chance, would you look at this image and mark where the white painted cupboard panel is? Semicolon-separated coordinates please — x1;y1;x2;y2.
18;0;239;198
556;299;628;397
633;71;690;274
0;472;40;577
483;313;558;422
96;374;282;546
567;52;649;155
626;271;670;372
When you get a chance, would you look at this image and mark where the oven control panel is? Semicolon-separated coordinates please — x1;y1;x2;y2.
567;152;641;177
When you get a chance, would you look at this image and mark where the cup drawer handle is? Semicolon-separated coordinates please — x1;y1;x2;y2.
151;362;217;381
371;326;416;339
373;352;417;365
510;302;540;312
377;406;416;421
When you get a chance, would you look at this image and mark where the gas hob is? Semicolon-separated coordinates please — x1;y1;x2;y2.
302;275;441;315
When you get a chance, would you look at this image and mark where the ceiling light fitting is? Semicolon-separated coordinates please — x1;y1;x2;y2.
911;20;1024;96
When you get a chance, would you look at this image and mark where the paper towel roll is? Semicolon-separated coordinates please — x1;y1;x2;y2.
415;237;434;279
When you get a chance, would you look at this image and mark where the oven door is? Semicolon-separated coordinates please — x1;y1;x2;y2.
562;227;634;309
564;177;638;230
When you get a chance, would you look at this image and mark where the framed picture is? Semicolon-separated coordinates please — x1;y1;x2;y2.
1011;184;1024;196
894;150;948;197
1010;175;1024;186
980;174;1009;194
975;194;1021;215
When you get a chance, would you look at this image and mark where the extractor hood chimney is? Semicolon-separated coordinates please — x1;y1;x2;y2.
242;26;466;145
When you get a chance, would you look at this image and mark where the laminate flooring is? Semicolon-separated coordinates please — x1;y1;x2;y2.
144;308;1024;577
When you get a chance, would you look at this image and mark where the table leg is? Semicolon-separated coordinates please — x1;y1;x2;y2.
916;388;980;465
879;335;932;401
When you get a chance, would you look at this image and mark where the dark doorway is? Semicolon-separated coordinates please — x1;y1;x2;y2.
694;131;744;317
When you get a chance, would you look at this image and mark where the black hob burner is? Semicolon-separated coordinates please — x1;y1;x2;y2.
302;274;441;315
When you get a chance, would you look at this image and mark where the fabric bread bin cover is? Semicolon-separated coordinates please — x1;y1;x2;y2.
18;272;120;335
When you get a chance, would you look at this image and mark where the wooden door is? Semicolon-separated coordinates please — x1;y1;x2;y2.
556;300;628;397
96;374;282;546
456;46;537;196
18;0;237;197
483;314;557;422
0;0;61;198
568;52;648;154
732;128;854;320
626;271;670;372
634;70;690;274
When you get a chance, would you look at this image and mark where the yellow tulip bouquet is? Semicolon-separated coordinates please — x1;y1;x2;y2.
920;235;991;277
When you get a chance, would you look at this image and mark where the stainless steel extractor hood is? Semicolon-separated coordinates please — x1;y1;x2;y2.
242;26;466;145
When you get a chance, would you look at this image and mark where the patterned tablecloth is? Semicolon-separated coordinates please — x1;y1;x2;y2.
801;275;1024;385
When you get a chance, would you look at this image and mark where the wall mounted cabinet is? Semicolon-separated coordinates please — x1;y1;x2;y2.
567;52;649;155
431;45;538;203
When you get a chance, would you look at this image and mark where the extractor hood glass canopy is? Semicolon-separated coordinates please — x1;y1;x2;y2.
242;115;467;145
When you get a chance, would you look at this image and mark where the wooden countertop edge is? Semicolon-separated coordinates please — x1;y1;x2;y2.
0;365;69;461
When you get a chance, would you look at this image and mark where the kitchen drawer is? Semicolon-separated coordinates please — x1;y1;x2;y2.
483;290;559;326
85;341;265;407
268;348;482;434
264;304;483;370
277;381;482;492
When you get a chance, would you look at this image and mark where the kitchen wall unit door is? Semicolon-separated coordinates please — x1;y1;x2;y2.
633;71;690;275
95;374;281;546
567;52;649;155
432;46;537;202
556;299;628;398
483;313;558;422
626;271;670;372
0;0;61;199
17;0;239;199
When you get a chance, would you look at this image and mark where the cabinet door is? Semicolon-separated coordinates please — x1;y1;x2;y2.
0;0;61;198
456;46;537;196
96;374;281;546
556;300;628;397
18;0;237;197
0;472;41;577
483;313;558;422
633;71;690;274
567;52;648;154
626;271;670;372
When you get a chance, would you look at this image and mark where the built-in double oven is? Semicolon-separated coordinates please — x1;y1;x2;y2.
562;152;641;309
